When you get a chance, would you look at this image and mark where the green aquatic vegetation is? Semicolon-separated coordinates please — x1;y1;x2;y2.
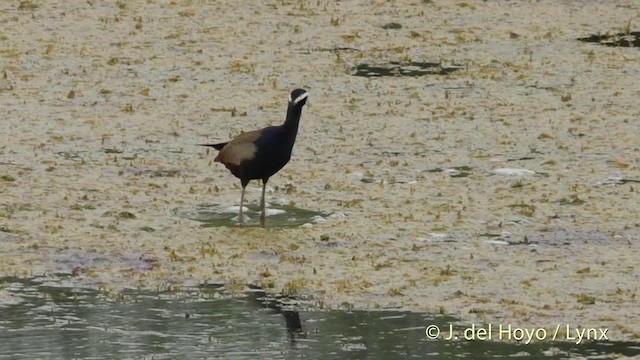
373;261;392;270
450;170;472;178
283;278;307;296
259;268;272;278
479;233;501;238
382;23;402;30
0;203;35;218
229;61;256;74
576;293;596;305
18;1;38;10
279;254;306;264
498;298;522;305
509;203;536;217
151;170;180;178
70;204;96;211
0;226;15;233
468;308;489;314
558;196;586;206
387;287;404;296
439;265;457;276
117;211;137;219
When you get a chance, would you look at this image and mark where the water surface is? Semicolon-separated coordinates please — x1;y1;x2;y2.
1;276;638;359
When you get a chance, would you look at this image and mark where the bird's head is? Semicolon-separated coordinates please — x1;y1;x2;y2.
289;88;309;107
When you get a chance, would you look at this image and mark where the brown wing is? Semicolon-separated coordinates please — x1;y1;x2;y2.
214;129;263;166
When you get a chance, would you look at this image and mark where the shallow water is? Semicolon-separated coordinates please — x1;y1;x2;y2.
1;276;638;360
172;203;328;228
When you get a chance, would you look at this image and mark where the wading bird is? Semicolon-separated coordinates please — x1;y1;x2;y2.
201;89;309;228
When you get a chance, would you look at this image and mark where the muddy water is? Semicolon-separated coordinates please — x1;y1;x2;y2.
0;0;639;347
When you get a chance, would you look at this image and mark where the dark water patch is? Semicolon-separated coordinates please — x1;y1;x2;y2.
103;148;123;154
479;233;502;238
353;62;461;77
173;203;326;228
1;276;639;359
381;22;402;30
507;156;537;162
578;31;640;47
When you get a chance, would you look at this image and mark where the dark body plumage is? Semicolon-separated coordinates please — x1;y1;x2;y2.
201;88;308;227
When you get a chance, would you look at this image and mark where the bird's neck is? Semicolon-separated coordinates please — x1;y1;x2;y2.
283;105;303;132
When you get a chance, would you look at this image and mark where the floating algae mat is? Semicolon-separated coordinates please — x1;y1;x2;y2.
1;276;639;360
173;203;326;228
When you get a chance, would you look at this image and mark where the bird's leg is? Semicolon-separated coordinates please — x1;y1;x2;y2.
239;185;246;225
260;180;267;228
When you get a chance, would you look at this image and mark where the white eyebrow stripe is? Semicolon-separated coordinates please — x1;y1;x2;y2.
292;92;308;105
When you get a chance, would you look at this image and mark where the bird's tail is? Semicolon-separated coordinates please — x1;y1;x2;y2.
199;142;227;150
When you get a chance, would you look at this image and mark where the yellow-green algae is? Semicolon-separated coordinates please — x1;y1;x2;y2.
0;0;638;342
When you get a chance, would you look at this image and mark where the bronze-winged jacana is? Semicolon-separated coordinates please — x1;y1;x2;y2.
201;88;309;228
